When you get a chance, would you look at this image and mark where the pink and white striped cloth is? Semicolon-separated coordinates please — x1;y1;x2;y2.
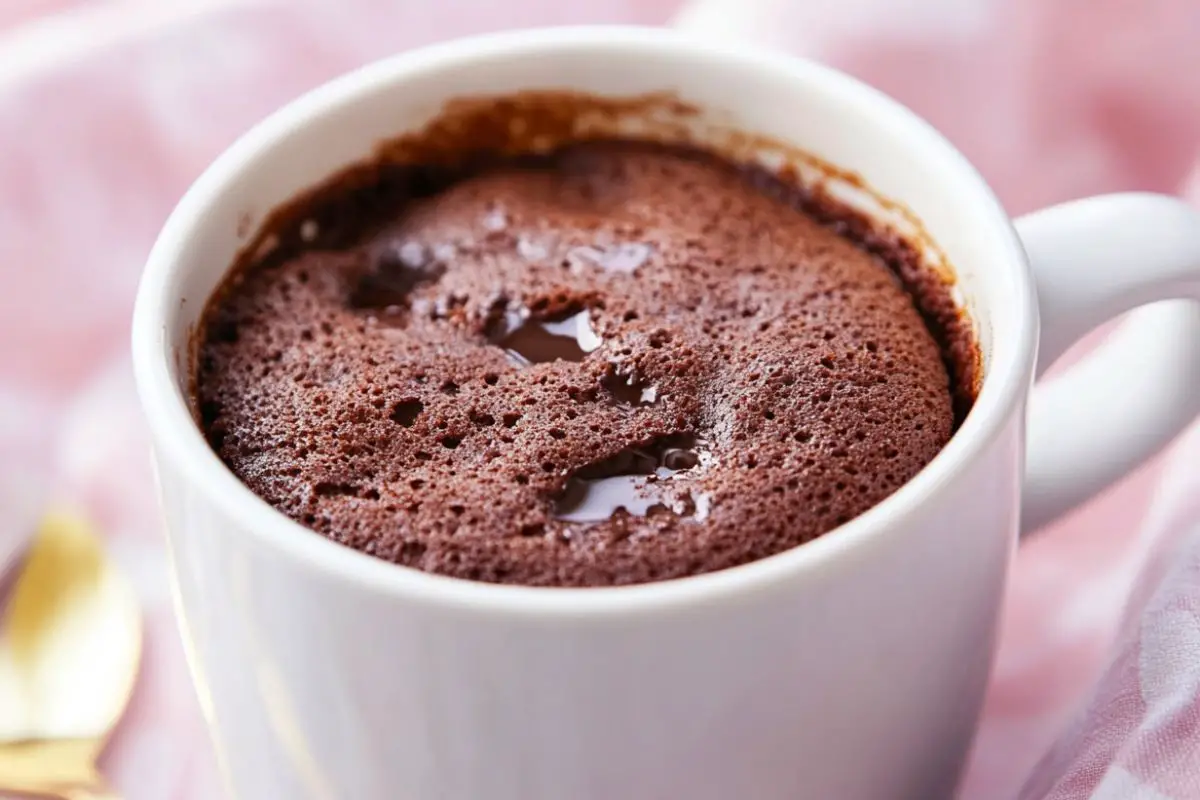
3;1;1200;797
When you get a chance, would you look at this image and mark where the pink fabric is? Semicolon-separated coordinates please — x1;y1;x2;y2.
2;1;1199;797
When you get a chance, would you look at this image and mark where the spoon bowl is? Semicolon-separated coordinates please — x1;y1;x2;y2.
0;511;142;798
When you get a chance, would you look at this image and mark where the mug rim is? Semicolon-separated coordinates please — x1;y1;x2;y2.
132;25;1036;618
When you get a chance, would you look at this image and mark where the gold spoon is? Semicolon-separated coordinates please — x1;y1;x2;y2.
0;511;142;799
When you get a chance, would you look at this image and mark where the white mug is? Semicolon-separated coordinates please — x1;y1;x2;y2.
132;26;1200;800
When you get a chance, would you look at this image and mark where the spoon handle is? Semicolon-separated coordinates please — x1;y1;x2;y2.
59;787;121;800
0;738;119;799
0;780;120;800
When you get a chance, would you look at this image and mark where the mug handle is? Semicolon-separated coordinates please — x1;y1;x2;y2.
1016;193;1200;533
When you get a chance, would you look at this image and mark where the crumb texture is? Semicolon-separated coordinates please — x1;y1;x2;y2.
198;141;956;586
